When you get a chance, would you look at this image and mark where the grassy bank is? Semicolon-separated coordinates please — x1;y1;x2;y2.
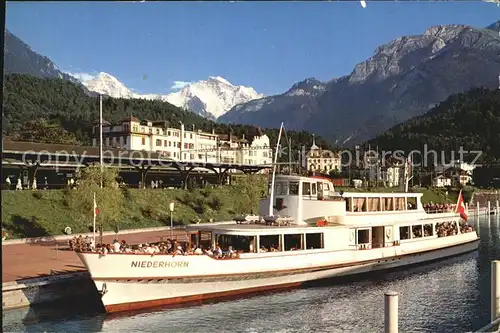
3;177;475;239
2;175;267;239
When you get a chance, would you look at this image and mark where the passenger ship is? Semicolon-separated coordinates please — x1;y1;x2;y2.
77;174;479;313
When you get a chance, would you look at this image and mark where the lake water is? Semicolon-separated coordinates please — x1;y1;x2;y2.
3;215;499;333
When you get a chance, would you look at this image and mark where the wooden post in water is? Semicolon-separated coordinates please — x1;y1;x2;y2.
496;200;499;215
488;201;491;216
477;203;480;216
384;291;398;333
492;261;500;322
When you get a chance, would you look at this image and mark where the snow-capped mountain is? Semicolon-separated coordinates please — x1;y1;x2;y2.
72;73;263;120
163;76;264;119
82;72;135;99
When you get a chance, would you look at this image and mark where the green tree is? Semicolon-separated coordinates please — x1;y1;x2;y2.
12;119;80;144
66;166;124;242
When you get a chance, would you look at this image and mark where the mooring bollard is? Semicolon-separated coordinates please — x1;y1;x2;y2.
493;261;500;322
384;291;398;333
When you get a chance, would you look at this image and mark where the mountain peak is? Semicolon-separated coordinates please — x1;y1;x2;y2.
165;77;263;119
83;72;134;99
207;76;232;85
286;77;326;96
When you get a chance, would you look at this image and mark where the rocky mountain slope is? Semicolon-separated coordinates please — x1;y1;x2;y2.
220;21;500;145
4;30;84;87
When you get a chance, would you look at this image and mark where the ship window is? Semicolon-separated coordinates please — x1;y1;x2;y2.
345;198;352;211
289;182;299;195
306;233;324;249
407;197;417;210
284;234;303;251
395;197;405;210
399;226;410;240
367;198;380;212
412;225;423;238
216;234;256;253
424;224;433;237
279;182;289;195
274;182;282;195
199;231;212;250
353;198;366;212
259;235;281;252
357;229;370;244
384;198;393;211
302;182;311;196
311;183;317;196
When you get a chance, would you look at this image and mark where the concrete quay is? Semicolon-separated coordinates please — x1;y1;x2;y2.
2;227;192;311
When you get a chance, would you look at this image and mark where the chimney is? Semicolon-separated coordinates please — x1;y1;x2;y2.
242;134;245;139
212;128;215;134
192;124;195;131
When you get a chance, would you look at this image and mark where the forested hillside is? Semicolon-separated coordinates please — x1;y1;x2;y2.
3;74;333;156
369;88;500;162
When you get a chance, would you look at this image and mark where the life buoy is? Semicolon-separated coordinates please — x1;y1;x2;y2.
64;226;72;235
385;228;392;240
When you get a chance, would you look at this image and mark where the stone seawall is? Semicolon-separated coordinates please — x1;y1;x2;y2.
2;272;96;310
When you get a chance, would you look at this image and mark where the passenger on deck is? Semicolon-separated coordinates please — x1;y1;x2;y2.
175;245;184;255
194;245;203;255
214;245;223;257
112;240;121;253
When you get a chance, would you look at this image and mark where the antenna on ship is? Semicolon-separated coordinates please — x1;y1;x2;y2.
268;122;284;217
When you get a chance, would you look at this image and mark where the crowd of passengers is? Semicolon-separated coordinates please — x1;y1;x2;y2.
70;235;240;258
435;221;473;237
424;203;455;213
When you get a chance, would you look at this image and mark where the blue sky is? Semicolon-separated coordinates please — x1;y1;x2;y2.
6;1;500;96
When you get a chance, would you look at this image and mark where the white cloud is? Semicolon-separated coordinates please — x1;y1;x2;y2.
171;80;192;90
66;72;96;83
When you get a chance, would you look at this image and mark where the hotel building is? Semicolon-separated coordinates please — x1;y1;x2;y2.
305;136;342;174
92;116;273;166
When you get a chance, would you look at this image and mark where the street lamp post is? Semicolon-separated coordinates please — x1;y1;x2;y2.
169;202;175;239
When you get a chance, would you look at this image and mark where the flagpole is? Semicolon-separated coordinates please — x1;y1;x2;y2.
93;192;96;246
268;122;284;216
99;94;103;188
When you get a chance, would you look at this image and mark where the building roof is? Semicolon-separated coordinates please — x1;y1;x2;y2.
310;134;319;150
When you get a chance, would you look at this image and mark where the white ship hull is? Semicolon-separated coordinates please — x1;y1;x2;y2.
79;233;478;313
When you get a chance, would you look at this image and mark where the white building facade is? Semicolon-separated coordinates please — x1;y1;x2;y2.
305;136;341;174
92;117;273;166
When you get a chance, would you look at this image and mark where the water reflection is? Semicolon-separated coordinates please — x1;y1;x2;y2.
3;216;499;333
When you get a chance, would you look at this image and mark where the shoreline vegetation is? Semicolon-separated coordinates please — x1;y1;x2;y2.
2;169;475;239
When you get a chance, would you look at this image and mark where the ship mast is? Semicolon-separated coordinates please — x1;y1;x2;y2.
268;122;284;216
